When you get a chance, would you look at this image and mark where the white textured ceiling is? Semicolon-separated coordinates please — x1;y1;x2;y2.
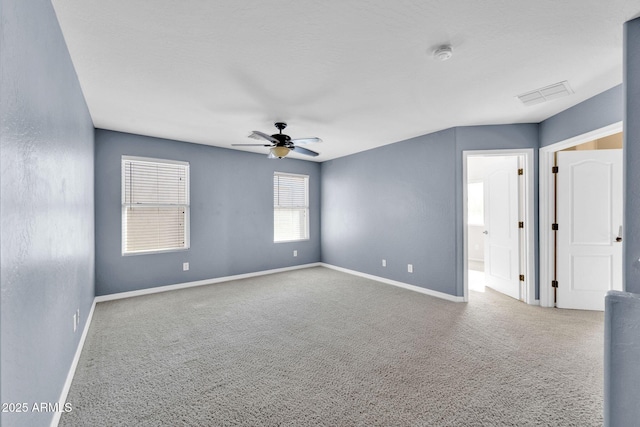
52;0;640;161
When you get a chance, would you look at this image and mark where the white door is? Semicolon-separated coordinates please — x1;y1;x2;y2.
556;149;623;310
484;156;520;300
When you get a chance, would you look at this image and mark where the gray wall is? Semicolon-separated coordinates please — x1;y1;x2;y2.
95;130;321;295
321;129;458;294
321;125;538;298
539;85;623;147
624;18;640;294
0;1;95;426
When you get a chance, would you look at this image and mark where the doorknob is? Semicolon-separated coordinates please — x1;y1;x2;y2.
483;230;488;235
616;225;622;242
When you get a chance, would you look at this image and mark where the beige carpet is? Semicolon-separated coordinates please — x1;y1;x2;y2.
60;267;603;426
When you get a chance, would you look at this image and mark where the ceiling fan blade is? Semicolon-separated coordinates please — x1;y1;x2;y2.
291;137;322;145
231;143;272;146
292;146;320;157
249;131;278;143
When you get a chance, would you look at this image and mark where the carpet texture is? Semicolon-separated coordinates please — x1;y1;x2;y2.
60;267;604;426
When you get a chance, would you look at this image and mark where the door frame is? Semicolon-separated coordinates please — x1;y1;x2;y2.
463;149;535;304
538;121;623;308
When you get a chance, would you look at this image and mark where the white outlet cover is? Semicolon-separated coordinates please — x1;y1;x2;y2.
408;264;413;273
382;259;386;267
293;250;298;257
183;262;189;271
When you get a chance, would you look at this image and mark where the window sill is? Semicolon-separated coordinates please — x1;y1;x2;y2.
274;238;310;244
122;247;190;256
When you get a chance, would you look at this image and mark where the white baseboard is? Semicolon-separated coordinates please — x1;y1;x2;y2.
95;262;322;302
51;299;96;427
321;263;465;303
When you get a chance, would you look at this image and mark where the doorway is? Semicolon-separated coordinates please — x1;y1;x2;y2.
463;149;535;304
539;124;624;310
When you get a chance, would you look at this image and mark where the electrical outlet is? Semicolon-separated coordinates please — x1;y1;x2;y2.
76;309;80;327
183;262;189;271
293;250;298;257
382;259;386;267
73;314;77;332
408;264;413;273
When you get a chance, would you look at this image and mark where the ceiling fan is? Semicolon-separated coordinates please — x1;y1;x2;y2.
232;122;321;159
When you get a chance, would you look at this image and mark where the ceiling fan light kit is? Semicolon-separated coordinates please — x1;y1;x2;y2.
270;146;291;159
231;122;322;159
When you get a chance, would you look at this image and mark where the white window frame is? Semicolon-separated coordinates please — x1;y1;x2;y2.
122;155;190;255
274;172;309;243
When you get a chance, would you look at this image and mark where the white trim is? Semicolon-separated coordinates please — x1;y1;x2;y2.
273;171;309;179
538;121;623;308
462;149;537;305
321;263;465;303
95;263;322;302
121;156;191;255
540;122;623;153
50;300;97;427
121;154;189;166
273;172;310;243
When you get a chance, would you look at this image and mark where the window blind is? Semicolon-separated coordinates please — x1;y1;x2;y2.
122;157;190;254
274;172;309;242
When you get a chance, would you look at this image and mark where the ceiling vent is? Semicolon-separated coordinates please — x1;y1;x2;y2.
517;81;573;106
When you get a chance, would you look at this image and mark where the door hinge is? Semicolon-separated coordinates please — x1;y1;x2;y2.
552;280;559;288
518;168;524;176
519;274;525;281
552;166;559;173
552;223;559;231
518;221;524;229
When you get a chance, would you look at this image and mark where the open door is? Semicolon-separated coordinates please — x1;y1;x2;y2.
556;149;623;310
484;156;520;300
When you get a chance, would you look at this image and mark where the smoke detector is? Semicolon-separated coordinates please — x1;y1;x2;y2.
434;45;453;61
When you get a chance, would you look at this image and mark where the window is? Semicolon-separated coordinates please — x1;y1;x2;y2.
467;181;484;225
122;156;190;254
274;172;309;242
